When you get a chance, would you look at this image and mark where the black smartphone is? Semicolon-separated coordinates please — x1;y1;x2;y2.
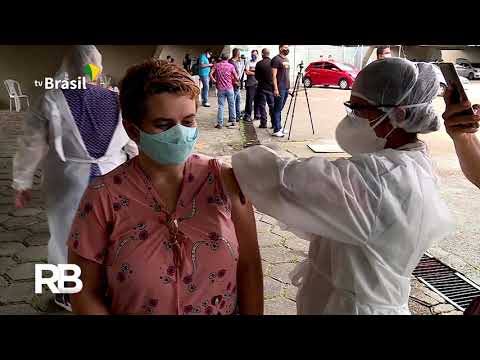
437;62;478;128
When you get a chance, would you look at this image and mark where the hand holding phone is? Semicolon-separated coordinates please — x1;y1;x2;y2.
438;62;479;133
438;63;473;110
442;90;480;140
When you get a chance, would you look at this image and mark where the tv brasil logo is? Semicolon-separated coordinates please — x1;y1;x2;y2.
34;63;101;90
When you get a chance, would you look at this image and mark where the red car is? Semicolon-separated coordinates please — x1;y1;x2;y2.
303;61;358;90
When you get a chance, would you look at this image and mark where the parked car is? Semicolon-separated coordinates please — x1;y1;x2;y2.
303;61;358;90
455;58;480;80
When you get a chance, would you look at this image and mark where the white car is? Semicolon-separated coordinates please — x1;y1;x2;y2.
455;58;480;80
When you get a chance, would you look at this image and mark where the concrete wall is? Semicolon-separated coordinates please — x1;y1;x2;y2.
0;45;157;110
0;45;69;109
442;49;480;63
402;46;442;62
95;45;156;85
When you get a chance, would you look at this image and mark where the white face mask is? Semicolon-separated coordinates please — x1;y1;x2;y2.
335;112;395;155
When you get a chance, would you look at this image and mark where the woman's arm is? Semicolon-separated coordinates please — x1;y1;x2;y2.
66;178;114;314
220;164;263;315
68;250;110;315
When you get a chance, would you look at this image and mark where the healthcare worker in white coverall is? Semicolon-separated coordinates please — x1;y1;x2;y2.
232;57;453;315
12;45;138;310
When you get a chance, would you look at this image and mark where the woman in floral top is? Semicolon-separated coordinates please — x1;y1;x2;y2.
68;59;263;315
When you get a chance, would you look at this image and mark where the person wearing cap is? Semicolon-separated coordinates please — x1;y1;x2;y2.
231;57;453;315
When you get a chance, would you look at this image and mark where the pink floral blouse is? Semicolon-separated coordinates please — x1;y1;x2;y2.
68;154;239;315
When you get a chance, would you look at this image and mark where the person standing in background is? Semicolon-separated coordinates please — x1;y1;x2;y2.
271;44;290;137
243;49;260;122
229;48;246;122
255;48;274;129
240;54;247;90
377;46;392;60
198;48;214;107
183;53;192;74
210;53;239;129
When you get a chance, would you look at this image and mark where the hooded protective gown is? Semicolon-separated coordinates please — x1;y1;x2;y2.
12;45;138;265
232;143;452;314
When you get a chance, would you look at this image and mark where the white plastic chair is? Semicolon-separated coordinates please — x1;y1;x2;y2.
4;79;29;112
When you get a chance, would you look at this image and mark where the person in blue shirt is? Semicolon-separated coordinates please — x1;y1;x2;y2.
198;48;214;107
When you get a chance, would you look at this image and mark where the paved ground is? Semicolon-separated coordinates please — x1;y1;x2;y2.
0;86;470;315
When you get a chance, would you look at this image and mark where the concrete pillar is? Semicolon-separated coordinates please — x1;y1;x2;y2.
402;46;442;62
153;46;163;58
362;46;375;68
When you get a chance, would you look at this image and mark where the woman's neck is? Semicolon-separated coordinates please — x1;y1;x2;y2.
138;152;184;184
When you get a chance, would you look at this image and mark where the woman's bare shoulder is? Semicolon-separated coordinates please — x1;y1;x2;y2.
219;162;246;205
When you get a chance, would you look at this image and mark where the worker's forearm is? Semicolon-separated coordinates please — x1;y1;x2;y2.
453;133;480;188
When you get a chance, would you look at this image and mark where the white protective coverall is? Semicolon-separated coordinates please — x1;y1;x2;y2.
232;58;453;315
12;45;138;265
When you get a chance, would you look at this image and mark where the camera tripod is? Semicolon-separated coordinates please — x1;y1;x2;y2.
282;61;315;140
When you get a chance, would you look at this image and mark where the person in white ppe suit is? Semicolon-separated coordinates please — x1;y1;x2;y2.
232;57;453;315
12;45;138;310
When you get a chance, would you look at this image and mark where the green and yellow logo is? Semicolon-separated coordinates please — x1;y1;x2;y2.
84;63;101;81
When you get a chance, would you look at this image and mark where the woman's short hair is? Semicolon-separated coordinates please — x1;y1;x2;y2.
119;58;200;126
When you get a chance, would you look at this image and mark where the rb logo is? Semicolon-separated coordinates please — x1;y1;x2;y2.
35;264;83;294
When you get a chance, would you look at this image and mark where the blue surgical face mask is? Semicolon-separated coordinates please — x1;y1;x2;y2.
137;124;198;165
251;54;257;61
